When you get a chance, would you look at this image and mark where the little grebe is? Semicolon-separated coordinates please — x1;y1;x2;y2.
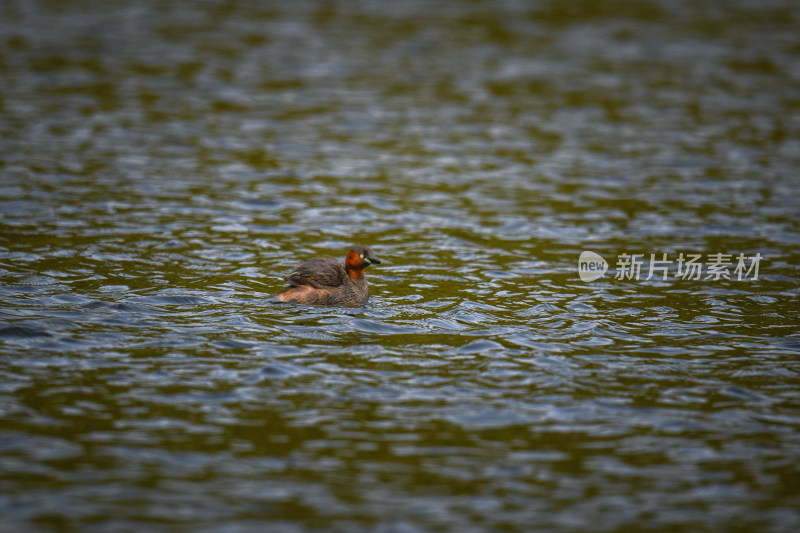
270;245;382;306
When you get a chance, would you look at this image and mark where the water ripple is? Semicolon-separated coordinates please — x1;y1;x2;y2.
2;0;800;532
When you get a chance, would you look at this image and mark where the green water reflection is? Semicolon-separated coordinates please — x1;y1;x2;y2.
2;0;800;532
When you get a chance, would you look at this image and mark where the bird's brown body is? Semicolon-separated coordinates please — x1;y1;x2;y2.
270;246;381;306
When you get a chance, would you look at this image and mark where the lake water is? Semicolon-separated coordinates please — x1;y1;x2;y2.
1;0;799;531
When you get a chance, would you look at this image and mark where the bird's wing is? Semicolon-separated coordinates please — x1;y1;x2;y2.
285;257;347;288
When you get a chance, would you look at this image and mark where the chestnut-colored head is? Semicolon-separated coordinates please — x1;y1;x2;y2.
344;245;381;277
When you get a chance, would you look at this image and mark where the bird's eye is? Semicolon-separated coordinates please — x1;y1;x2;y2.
359;254;364;259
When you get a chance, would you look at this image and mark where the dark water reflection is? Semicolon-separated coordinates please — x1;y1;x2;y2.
2;0;800;531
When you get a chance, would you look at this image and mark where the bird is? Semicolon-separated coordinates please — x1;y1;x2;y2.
269;245;381;306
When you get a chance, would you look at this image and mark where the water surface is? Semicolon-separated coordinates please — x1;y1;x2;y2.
1;0;800;531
